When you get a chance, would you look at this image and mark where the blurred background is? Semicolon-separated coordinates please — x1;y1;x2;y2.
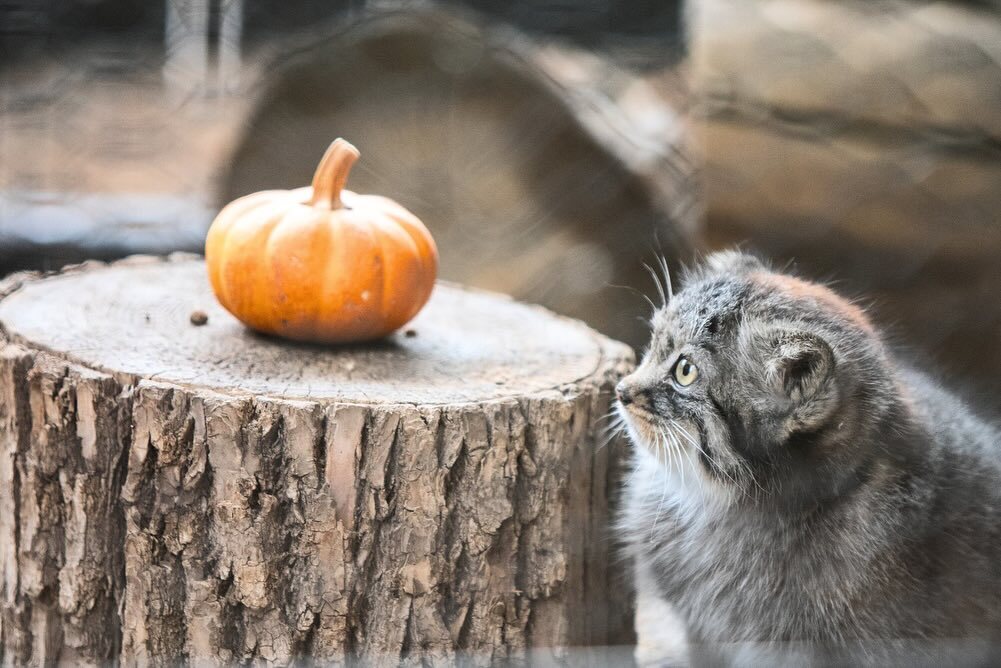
2;0;1000;413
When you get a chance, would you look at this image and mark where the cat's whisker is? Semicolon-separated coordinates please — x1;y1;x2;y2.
597;416;625;435
702;426;762;497
739;459;765;497
669;422;704;495
596;419;626;453
601;419;625;436
658;255;674;302
672;430;680;488
649;431;672;536
606;282;657;314
657;433;668;472
597;424;617;439
671;419;743;492
666;429;679;479
599;412;625;429
595;432;616;453
657;426;673;470
677;431;700;493
672;423;718;486
675;432;686;487
655;429;670;477
596;420;626;446
664;425;685;487
595;409;622;425
640;294;657;314
624;452;647;486
643;262;667;307
664;425;709;512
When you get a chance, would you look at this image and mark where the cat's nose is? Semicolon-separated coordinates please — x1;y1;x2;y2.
616;381;634;405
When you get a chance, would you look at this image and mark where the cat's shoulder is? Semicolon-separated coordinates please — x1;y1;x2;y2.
898;365;998;444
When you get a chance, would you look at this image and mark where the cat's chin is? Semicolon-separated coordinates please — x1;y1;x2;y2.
616;402;683;457
618;407;734;501
616;403;673;453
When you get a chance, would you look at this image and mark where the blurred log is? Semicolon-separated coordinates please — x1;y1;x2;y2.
690;0;1001;412
0;255;633;665
223;6;700;350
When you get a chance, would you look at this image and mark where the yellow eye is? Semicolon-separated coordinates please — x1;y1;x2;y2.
673;356;698;386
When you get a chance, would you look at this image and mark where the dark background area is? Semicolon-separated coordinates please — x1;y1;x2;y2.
1;0;684;67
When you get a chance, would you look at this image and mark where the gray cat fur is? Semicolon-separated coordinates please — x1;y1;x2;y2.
617;251;1001;665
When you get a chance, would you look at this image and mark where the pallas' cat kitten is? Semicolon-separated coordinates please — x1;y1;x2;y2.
616;251;1001;665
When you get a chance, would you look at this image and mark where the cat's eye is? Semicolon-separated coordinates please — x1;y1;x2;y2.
673;356;698;387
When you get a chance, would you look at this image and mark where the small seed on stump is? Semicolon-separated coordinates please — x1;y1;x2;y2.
190;310;208;326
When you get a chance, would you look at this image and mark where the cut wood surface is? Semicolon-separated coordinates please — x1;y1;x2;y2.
0;255;634;666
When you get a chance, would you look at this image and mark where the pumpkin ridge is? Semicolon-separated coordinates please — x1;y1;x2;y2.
392;211;438;290
365;194;438;281
249;204;298;334
284;207;317;336
367;214;390;337
316;215;339;339
207;192;273;306
382;211;424;329
217;198;282;319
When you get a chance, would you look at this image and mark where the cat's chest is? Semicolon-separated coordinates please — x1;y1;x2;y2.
636;505;858;640
642;511;793;593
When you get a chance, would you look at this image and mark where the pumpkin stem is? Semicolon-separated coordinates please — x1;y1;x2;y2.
310;138;360;209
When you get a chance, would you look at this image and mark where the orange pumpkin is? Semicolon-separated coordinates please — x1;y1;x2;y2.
205;138;438;343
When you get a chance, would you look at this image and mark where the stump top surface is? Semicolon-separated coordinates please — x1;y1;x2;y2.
0;258;627;404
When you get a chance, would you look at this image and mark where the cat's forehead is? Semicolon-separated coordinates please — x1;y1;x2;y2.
651;274;751;345
649;261;874;349
678;275;750;316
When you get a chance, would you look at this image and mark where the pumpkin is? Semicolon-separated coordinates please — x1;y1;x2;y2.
205;138;438;343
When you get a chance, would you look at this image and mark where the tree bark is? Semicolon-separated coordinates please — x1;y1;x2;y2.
0;255;633;666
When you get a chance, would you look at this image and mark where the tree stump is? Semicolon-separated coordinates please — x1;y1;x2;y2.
0;255;633;666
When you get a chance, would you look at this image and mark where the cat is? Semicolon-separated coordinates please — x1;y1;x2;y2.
615;251;1001;666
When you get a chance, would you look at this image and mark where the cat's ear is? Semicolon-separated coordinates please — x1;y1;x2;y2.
764;329;838;431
